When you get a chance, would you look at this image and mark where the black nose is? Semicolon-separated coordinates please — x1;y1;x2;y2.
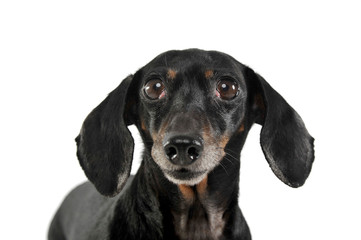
163;135;203;166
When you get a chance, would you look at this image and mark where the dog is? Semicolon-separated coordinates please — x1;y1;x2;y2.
48;49;314;240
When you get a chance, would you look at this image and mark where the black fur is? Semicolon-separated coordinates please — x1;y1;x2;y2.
49;49;314;240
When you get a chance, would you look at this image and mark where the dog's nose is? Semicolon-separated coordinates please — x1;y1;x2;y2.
163;135;203;166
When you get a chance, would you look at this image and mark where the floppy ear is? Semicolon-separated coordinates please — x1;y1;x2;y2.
76;75;136;197
245;67;314;188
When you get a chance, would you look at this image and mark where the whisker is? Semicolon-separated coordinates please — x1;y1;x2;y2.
224;148;239;155
224;152;240;162
223;156;235;166
219;162;229;176
214;147;240;158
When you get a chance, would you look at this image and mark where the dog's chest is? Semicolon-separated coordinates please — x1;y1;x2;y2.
172;185;225;240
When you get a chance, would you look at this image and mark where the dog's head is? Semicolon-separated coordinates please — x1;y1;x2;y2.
76;49;314;197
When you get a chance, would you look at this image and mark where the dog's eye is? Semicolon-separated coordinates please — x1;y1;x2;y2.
216;79;239;100
144;79;166;100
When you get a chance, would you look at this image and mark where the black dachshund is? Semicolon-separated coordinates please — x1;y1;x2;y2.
49;49;314;240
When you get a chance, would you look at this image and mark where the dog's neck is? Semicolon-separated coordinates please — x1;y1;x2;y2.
172;177;227;240
144;155;241;240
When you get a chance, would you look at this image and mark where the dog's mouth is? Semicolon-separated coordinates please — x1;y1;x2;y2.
166;168;206;179
163;168;207;185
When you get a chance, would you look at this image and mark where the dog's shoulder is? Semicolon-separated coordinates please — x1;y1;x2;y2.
54;177;135;240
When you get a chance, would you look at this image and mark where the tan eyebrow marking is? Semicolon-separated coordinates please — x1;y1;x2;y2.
205;70;214;79
167;69;177;80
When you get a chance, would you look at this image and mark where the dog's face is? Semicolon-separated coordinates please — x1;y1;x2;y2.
76;49;314;197
137;50;247;185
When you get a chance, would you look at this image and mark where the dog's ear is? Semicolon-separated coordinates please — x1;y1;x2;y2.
76;75;137;197
245;67;314;188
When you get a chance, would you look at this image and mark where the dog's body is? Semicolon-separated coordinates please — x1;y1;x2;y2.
49;49;314;240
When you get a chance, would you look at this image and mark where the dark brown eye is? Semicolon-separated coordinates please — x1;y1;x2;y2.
144;79;166;100
216;79;239;100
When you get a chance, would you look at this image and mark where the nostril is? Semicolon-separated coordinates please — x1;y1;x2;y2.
164;135;204;165
165;146;178;160
187;146;200;160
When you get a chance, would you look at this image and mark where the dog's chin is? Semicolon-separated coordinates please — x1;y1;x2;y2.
163;169;207;186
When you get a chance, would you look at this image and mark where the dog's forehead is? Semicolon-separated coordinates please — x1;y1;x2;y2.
143;49;241;74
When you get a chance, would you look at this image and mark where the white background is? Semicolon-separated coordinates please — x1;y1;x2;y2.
1;1;360;239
